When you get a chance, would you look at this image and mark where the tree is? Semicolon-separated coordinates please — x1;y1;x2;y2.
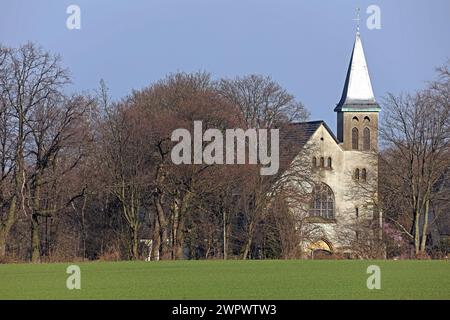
25;94;91;262
380;62;450;256
0;43;92;262
0;43;71;261
0;46;16;258
217;74;308;128
131;72;241;260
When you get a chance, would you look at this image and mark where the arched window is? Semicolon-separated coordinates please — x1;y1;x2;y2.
352;116;359;123
364;116;370;123
361;168;367;181
320;157;324;168
327;157;332;168
309;183;335;219
363;127;370;151
352;127;359;150
354;168;360;180
312;157;317;167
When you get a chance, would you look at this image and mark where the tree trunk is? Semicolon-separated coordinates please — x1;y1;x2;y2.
171;199;186;260
31;213;40;263
151;215;160;261
131;226;139;260
413;206;420;256
241;221;255;260
154;195;169;259
175;220;185;259
171;200;180;260
80;194;87;260
0;196;16;258
171;191;192;260
223;210;228;260
420;198;430;253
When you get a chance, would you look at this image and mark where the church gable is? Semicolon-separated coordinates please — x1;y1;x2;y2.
280;121;341;169
307;123;342;152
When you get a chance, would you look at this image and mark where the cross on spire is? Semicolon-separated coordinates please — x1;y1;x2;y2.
353;7;361;33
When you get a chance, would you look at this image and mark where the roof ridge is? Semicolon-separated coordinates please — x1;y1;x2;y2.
289;120;324;125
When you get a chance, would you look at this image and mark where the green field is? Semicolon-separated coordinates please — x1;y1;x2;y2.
0;260;449;299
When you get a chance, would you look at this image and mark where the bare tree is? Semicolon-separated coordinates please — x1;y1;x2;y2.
380;63;450;256
217;74;308;128
26;94;91;261
0;43;93;262
0;46;16;258
0;43;70;260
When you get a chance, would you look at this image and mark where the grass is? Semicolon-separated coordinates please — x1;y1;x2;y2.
0;260;449;299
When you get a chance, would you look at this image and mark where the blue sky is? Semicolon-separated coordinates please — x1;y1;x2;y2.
1;0;449;128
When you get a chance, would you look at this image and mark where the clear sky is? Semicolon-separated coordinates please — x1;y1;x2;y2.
1;0;449;129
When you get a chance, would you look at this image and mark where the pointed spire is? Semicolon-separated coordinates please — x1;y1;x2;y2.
334;32;380;112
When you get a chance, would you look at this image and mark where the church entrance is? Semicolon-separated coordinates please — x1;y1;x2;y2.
307;239;334;259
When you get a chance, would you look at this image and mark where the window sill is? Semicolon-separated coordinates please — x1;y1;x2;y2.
305;216;337;224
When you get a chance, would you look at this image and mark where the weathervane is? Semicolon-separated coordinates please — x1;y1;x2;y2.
353;7;361;33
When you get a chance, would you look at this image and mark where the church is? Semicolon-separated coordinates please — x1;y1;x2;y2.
285;31;381;256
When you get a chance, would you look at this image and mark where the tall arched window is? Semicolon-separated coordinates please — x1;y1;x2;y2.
363;127;370;151
320;157;324;168
309;183;335;219
354;168;360;180
327;157;332;168
352;127;359;150
361;168;367;181
312;157;317;167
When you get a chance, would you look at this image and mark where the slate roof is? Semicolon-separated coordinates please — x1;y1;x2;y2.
279;120;338;169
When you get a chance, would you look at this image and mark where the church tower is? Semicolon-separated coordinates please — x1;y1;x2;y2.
334;31;380;151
